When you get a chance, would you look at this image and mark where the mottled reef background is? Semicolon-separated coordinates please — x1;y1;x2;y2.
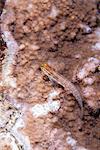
0;0;100;150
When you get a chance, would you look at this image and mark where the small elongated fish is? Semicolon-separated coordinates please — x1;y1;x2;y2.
41;63;84;119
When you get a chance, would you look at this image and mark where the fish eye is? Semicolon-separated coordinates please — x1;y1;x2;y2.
41;64;45;68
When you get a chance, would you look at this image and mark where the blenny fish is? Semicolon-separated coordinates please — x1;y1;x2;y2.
41;63;84;119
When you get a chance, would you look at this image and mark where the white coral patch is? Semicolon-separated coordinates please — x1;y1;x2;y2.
83;77;95;85
82;86;96;98
31;101;60;117
77;68;86;80
92;42;100;51
92;28;100;51
0;132;20;150
1;32;18;87
48;89;61;102
66;136;77;147
49;5;59;19
66;134;88;150
1;30;19;88
11;118;32;150
94;28;100;39
1;7;19;88
77;57;100;80
79;24;92;33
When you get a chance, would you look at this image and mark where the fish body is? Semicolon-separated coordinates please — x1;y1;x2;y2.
41;63;83;119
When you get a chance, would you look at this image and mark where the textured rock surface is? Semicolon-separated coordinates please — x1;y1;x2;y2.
0;0;100;150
